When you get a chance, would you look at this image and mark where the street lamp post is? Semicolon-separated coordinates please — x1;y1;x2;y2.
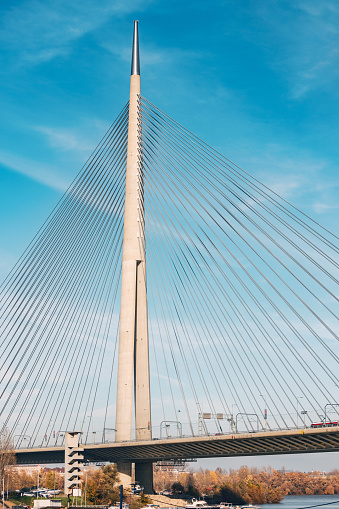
232;404;237;433
103;428;116;443
13;434;31;448
297;397;303;428
301;410;307;428
87;415;94;443
260;394;267;431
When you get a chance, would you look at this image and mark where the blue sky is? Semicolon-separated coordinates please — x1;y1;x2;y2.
1;0;339;272
1;0;338;471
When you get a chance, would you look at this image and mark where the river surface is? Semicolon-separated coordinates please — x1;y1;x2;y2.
262;494;339;509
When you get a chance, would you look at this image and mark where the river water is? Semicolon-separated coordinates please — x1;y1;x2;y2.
262;494;339;509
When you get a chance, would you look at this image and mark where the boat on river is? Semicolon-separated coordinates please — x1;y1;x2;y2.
186;499;236;509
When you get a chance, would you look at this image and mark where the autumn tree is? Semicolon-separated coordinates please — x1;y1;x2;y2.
85;464;120;503
44;470;55;489
0;429;16;487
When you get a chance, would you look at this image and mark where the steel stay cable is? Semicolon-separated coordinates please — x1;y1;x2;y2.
22;218;124;445
141;105;339;272
0;103;129;297
0;157;127;398
140;177;195;434
0;115;129;333
143;160;339;409
143;99;339;294
145;168;285;429
135;150;222;424
141;97;338;245
145;199;225;432
0;136;128;366
69;248;122;441
141;131;339;374
35;217;124;443
3;186;125;436
141;113;339;315
141;129;339;360
0;106;129;320
135;158;196;434
141;141;338;410
0;110;128;329
144;162;293;429
145;217;195;436
102;314;120;443
0;125;128;364
147;271;178;430
144;160;322;427
141;114;338;315
149;307;168;428
144;186;242;426
27;189;125;442
147;219;239;431
144;165;266;426
0;166;127;424
135;121;177;431
71;237;124;436
133;141;169;433
40;242;121;445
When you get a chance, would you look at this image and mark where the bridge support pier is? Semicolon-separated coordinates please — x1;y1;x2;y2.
116;462;132;488
135;461;153;494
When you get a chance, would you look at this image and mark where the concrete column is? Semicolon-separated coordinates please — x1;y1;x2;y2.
116;462;133;488
115;19;152;489
135;462;153;494
115;73;141;445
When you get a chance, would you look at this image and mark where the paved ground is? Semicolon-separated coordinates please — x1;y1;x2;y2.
148;495;187;507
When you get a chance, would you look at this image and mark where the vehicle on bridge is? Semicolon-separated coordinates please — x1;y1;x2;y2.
311;420;339;428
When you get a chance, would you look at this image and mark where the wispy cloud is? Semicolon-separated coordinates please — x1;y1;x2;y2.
33;125;97;153
103;38;206;70
0;0;154;66
313;201;339;214
235;141;339;222
0;150;69;191
256;1;339;99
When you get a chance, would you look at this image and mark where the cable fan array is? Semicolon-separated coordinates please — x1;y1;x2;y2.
0;104;129;447
140;97;339;436
0;96;338;447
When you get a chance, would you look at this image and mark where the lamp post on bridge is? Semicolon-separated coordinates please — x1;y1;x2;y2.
301;410;307;428
297;397;303;428
13;434;31;448
260;394;267;431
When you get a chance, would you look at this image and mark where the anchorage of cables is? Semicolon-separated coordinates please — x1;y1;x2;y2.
140;96;339;436
0;103;129;447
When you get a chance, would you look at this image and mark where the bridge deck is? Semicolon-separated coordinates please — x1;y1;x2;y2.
15;427;339;465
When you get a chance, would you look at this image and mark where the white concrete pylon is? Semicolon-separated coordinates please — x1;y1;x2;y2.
115;20;151;446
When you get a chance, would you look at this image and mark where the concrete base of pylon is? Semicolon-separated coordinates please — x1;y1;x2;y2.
117;462;133;488
135;461;153;494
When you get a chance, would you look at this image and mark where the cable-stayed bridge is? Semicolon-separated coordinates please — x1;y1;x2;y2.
1;22;338;493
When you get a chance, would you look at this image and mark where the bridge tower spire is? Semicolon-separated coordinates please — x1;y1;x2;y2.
115;20;152;491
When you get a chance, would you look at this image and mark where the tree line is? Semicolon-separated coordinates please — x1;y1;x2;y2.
2;462;339;506
154;466;339;504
